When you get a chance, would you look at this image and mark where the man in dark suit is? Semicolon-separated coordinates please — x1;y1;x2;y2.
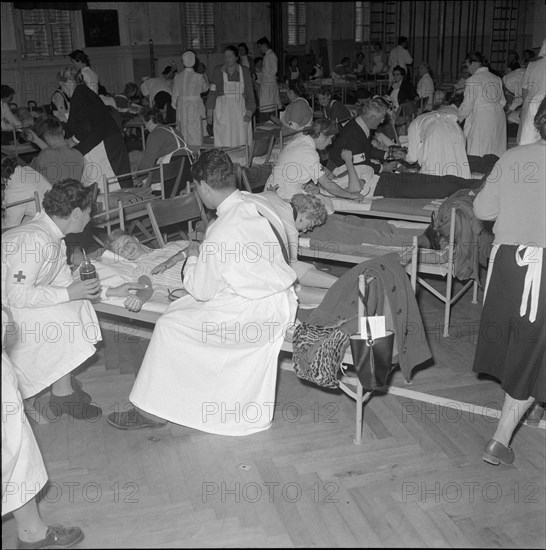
327;97;398;174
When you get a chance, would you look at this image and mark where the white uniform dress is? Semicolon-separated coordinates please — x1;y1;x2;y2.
130;190;298;436
2;310;48;515
260;49;282;113
81;67;99;94
388;45;413;82
213;65;252;148
1;212;101;398
458;67;507;157
172;68;208;146
417;72;435;111
406;107;471;179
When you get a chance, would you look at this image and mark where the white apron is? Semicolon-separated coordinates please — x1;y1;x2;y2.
175;69;206;146
2;213;101;398
2;310;48;515
81;140;118;193
214;65;252;148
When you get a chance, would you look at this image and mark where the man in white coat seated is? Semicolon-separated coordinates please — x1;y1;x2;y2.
107;149;298;435
2;180;121;420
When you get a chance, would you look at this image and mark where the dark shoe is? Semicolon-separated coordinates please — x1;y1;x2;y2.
106;407;167;430
49;392;102;420
70;375;91;403
482;439;515;466
525;403;544;426
17;525;84;549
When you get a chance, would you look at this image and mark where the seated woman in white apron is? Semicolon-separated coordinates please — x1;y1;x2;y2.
206;45;256;149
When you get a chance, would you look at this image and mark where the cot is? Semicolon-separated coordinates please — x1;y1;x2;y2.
93;271;402;445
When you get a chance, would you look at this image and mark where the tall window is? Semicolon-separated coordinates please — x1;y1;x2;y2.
355;2;370;43
20;8;73;59
355;2;364;42
185;3;215;50
287;2;306;47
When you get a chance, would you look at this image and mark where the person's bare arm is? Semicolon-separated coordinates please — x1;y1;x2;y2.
317;171;365;201
151;250;187;274
340;149;365;193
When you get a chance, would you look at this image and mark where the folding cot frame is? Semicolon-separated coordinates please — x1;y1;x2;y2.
93;274;383;445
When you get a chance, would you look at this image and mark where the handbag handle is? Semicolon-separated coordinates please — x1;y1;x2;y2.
359;277;375;346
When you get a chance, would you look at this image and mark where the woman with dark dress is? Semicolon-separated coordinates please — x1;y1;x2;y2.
58;65;131;190
472;98;546;465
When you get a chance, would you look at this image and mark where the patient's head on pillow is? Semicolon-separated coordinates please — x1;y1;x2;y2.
291;193;328;233
105;229;149;261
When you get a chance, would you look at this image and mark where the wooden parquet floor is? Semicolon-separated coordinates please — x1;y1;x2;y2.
2;278;545;548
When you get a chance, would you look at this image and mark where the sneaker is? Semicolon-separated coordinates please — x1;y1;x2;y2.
106;407;167;430
49;392;102;420
17;525;84;549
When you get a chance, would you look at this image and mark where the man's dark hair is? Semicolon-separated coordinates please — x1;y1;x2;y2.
34;116;64;139
42;179;94;219
191;149;237;190
398;36;408;45
257;37;271;48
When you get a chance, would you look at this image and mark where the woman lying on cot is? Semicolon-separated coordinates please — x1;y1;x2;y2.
89;230;191;311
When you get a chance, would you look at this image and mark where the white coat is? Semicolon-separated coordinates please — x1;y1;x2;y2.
260;49;282;113
130;190;298;436
1;212;101;398
172;68;208;146
406;107;471;179
518;57;546;145
458;67;507;157
2;310;48;515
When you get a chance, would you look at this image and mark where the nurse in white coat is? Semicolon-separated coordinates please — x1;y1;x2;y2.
2;309;85;548
458;51;507;157
406;106;471;179
257;37;282;118
1;180;105;419
518;39;546;145
172;50;209;146
107;150;298;435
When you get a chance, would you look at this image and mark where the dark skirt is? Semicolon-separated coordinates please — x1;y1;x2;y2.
473;245;546;401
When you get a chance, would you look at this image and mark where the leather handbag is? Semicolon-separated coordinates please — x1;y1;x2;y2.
349;284;395;391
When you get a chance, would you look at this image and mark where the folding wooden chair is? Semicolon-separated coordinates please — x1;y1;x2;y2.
240;164;273;194
248;134;275;167
2;191;41;232
406;207;478;337
144;192;210;247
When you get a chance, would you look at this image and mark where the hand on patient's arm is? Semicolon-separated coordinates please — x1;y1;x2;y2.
318;175;365;202
151;251;187;274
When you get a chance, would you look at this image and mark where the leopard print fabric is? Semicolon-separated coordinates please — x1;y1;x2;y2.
292;321;350;389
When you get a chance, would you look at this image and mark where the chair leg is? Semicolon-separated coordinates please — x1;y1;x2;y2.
472;280;478;304
443;275;453;338
354;377;364;444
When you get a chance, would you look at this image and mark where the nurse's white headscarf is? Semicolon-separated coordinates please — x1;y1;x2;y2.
182;51;196;68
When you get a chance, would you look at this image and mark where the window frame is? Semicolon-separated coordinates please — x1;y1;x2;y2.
287;1;307;47
15;7;80;61
355;1;364;43
183;2;217;53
